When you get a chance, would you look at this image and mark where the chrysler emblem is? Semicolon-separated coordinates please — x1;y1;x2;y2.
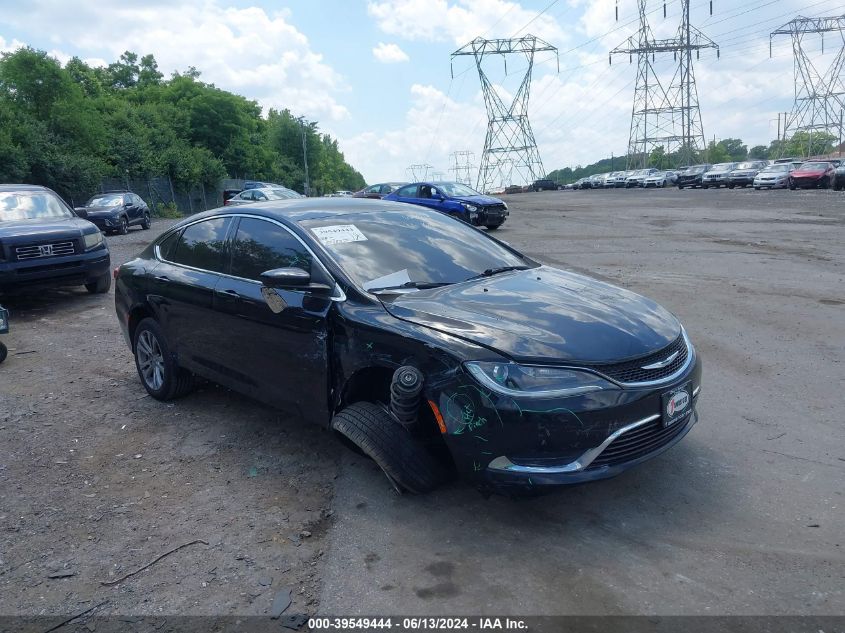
641;350;679;370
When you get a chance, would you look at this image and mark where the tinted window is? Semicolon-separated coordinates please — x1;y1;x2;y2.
230;218;312;281
171;217;231;273
158;230;180;261
395;185;418;197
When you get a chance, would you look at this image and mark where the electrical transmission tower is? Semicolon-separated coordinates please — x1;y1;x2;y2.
405;163;432;181
611;0;718;169
449;150;475;186
771;16;845;158
451;36;558;192
431;171;446;180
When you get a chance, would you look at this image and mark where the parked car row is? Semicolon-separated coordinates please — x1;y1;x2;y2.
568;158;845;191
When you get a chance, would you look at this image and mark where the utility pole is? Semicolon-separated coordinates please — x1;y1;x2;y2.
449;150;475;186
406;164;433;181
298;117;311;196
771;15;845;159
451;35;559;193
611;0;719;169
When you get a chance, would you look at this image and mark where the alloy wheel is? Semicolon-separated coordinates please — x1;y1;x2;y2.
136;330;165;391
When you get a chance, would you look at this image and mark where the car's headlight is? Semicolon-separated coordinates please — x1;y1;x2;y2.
461;203;478;212
502;202;508;210
83;231;104;250
465;361;615;398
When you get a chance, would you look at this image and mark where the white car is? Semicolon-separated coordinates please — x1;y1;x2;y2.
643;171;678;188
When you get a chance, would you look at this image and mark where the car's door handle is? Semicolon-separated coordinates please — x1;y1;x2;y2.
154;275;170;282
215;288;240;299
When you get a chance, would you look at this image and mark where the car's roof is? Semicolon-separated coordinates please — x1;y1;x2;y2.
176;197;430;226
0;184;53;193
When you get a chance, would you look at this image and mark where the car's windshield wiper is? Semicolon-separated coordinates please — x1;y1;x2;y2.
368;281;454;293
464;265;531;282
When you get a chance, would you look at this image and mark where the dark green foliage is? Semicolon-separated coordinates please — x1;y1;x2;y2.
0;48;365;204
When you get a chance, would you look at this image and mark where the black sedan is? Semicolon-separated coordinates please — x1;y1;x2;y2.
75;191;151;235
115;199;701;496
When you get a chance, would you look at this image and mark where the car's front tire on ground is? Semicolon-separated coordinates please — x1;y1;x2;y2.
133;317;195;401
84;273;111;294
486;223;502;230
0;341;7;364
331;401;446;494
118;216;129;235
141;212;151;229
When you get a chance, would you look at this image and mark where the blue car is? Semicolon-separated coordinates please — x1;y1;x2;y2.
384;181;509;229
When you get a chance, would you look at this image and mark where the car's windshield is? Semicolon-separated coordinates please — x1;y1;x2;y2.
762;164;790;172
686;165;708;173
87;193;124;206
800;162;829;169
435;182;481;197
301;208;531;291
712;163;733;170
0;191;74;222
736;162;760;169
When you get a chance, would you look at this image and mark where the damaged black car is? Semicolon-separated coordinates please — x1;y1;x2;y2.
115;199;701;495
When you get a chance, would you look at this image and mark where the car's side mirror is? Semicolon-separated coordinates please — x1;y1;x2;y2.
260;267;333;294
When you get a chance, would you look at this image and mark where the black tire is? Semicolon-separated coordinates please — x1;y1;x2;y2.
141;212;151;229
727;184;735;189
701;184;709;189
677;185;684;190
332;401;446;494
117;216;129;235
133;317;195;401
84;273;111;294
485;223;503;230
820;176;831;189
789;180;796;190
754;186;761;190
0;341;7;364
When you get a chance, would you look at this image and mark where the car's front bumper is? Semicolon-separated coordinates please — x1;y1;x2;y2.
754;177;788;188
728;175;755;186
86;213;122;230
434;350;702;494
702;177;727;186
791;176;826;187
0;247;111;292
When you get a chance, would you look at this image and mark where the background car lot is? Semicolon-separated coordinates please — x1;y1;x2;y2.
1;189;843;617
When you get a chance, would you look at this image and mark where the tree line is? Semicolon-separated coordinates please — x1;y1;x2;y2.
0;48;366;205
548;131;841;184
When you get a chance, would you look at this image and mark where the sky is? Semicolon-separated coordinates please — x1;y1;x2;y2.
1;0;844;185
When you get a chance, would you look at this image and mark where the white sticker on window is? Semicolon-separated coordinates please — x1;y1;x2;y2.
311;224;368;245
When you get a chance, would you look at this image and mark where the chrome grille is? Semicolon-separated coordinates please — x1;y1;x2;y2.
588;334;689;385
587;414;691;469
15;241;76;260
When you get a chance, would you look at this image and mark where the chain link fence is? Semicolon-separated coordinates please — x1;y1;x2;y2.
93;177;248;216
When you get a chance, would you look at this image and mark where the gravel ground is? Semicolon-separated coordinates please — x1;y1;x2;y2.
1;188;843;619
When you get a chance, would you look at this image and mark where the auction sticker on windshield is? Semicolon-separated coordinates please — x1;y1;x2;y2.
311;224;368;245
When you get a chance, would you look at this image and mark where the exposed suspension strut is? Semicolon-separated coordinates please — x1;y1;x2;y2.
390;365;424;426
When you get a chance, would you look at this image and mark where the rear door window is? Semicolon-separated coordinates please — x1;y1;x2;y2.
171;217;232;273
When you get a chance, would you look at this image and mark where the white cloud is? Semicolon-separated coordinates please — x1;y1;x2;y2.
373;42;410;63
367;0;566;46
0;1;349;121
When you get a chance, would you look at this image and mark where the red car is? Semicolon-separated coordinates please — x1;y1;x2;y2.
789;161;835;189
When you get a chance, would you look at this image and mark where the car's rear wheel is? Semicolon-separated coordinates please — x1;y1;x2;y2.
133;318;195;400
141;212;151;229
117;216;129;235
84;273;111;294
331;401;446;494
486;222;502;230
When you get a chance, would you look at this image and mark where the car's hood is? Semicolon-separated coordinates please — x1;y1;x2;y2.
757;172;786;177
77;204;121;216
450;194;504;206
382;267;680;363
705;170;730;176
792;169;826;176
0;217;94;238
731;170;758;176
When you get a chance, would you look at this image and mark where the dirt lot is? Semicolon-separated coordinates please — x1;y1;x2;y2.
1;188;843;619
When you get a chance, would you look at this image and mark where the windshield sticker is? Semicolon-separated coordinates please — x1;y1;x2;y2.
311;224;368;245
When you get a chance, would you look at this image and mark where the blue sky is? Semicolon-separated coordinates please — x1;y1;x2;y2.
1;0;844;184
